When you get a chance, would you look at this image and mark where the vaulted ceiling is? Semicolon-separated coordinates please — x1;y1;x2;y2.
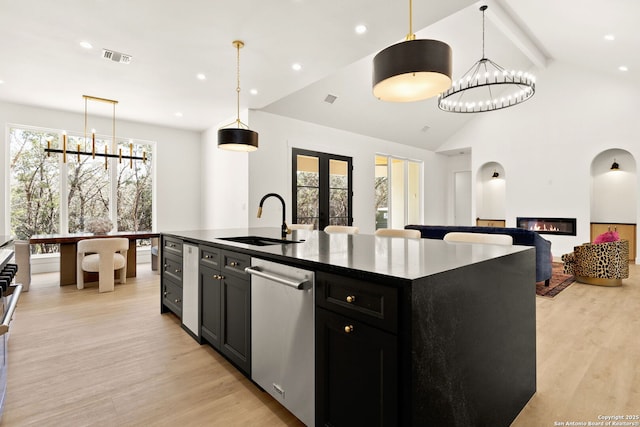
0;0;637;151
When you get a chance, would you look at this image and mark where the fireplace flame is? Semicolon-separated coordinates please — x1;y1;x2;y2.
529;222;560;232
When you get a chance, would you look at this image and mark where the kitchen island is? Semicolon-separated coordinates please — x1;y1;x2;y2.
160;227;536;427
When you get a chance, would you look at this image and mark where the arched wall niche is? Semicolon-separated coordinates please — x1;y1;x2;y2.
590;148;637;262
476;161;506;223
590;149;636;223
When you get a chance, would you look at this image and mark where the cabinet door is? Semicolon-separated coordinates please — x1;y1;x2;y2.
201;265;221;349
315;307;398;427
221;274;251;375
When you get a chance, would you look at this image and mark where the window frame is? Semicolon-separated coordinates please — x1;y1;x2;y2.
292;148;353;230
6;123;156;241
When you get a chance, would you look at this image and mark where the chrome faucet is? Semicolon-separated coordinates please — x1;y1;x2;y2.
257;193;291;239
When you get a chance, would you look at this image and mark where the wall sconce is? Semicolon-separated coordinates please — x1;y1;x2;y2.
610;159;620;170
491;170;500;178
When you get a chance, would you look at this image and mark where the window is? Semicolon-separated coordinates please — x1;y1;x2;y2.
292;148;353;230
375;155;422;229
8;125;153;253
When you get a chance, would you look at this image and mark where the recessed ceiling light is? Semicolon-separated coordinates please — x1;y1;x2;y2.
174;112;183;117
0;80;4;84
292;63;302;71
250;88;258;95
355;24;367;34
80;41;93;49
196;73;206;80
619;65;629;72
604;34;615;41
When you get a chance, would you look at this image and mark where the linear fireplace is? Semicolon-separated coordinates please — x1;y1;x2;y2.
517;217;577;236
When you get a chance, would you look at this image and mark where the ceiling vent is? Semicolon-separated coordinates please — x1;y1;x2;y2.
324;94;338;104
102;49;132;64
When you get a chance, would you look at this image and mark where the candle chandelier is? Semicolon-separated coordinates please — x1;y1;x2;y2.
44;95;146;169
438;5;535;113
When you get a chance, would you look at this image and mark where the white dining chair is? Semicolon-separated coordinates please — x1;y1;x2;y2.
324;225;359;234
443;232;513;245
77;238;129;292
374;228;421;238
289;223;314;230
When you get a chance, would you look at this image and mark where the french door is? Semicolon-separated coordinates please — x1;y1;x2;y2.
292;148;353;230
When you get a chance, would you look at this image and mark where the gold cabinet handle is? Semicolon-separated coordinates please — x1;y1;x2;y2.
163;291;167;297
164;264;168;268
346;295;356;304
213;274;224;280
229;261;238;267
344;325;354;334
175;269;182;273
175;299;181;303
204;254;211;259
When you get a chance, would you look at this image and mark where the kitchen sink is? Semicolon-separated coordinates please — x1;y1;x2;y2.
219;236;302;246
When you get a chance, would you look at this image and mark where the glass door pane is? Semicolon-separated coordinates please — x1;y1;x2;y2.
329;159;349;226
407;160;421;224
374;155;389;229
295;154;320;229
390;158;405;229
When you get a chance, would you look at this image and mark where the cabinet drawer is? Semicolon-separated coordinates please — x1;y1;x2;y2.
200;245;222;269
163;236;183;256
162;279;183;318
316;272;398;334
222;250;250;278
162;252;183;284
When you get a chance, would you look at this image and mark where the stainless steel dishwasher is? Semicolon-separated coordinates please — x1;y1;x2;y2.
245;258;315;427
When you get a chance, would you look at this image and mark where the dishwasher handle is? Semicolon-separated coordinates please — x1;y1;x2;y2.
244;266;310;290
0;284;23;336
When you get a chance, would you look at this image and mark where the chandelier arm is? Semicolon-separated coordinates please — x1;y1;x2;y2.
481;60;494;100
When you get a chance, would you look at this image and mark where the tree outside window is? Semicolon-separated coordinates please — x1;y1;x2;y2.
8;126;153;253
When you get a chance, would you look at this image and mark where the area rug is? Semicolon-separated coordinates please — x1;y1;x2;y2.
536;262;575;298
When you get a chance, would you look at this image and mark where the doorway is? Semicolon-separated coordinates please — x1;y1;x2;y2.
292;148;353;230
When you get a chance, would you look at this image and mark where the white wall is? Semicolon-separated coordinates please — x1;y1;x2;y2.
437;60;640;256
0;100;202;235
246;110;447;234
200;124;250;229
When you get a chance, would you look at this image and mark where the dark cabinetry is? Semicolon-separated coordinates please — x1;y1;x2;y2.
315;272;399;426
161;236;183;317
199;245;251;375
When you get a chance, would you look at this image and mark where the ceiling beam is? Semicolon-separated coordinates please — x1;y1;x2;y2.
484;0;548;69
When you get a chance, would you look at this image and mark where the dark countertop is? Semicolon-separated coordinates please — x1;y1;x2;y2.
0;236;14;248
163;227;532;281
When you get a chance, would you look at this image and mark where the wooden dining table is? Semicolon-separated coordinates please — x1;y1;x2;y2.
29;231;159;286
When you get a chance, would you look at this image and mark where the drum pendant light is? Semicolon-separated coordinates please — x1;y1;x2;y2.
218;40;259;152
372;0;453;102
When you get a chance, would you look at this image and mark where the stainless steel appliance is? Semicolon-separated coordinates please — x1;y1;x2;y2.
246;258;314;427
0;241;23;420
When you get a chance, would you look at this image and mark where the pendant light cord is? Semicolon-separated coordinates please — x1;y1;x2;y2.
480;5;487;60
236;41;241;126
406;0;415;40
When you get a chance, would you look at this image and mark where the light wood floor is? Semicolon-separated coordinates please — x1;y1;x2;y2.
3;264;640;426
